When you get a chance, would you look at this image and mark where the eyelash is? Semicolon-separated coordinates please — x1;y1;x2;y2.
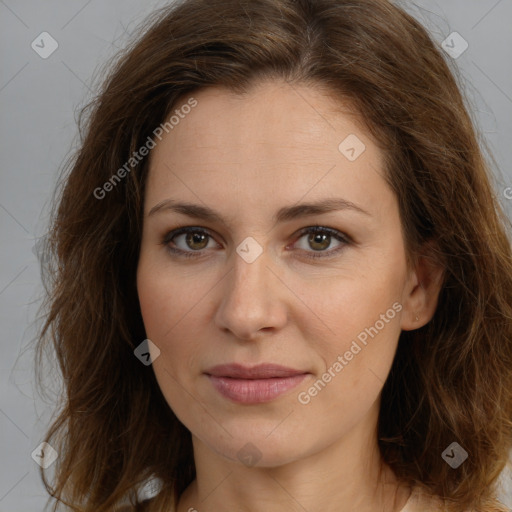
161;226;352;260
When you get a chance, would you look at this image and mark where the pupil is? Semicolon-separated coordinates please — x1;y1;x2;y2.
188;232;207;249
310;233;329;250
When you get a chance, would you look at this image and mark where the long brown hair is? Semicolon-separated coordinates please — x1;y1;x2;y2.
35;0;512;510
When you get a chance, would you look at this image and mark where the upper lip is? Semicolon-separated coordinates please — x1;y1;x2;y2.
205;363;308;379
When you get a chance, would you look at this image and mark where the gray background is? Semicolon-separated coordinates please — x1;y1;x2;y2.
1;1;511;510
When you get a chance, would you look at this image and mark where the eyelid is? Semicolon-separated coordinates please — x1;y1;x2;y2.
291;226;351;259
162;225;352;259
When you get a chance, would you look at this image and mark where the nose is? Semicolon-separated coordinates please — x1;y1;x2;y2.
214;242;289;341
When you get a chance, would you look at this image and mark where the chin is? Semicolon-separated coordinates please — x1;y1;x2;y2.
194;422;317;469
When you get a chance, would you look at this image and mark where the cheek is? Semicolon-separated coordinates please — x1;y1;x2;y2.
136;259;207;375
136;263;203;419
137;272;170;340
297;265;403;409
300;263;403;352
294;286;402;435
137;254;201;339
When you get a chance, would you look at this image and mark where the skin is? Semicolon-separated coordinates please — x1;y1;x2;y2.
136;79;444;512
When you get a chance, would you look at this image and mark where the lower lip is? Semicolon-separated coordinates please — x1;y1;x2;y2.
207;374;309;404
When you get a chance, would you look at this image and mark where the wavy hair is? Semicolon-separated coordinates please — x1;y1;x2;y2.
35;0;512;510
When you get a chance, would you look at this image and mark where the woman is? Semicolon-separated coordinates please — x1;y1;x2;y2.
35;0;512;511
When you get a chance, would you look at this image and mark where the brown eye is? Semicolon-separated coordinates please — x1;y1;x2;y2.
163;227;218;258
293;226;350;259
307;231;331;251
183;231;210;250
162;225;351;260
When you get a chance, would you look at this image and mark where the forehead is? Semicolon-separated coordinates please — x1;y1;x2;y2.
168;80;372;155
145;80;393;223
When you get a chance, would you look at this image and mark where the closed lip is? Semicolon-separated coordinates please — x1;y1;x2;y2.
204;363;309;379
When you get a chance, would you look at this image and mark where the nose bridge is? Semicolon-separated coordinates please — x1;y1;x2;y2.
228;237;271;307
215;237;286;338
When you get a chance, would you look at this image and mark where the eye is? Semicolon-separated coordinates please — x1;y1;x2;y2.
291;226;350;259
161;226;351;260
162;227;218;258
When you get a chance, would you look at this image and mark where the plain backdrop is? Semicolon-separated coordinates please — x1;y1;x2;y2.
1;1;511;510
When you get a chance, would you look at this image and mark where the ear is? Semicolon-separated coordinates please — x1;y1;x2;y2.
400;241;445;331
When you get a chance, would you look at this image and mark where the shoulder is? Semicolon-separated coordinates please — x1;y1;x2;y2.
401;487;477;512
400;486;441;512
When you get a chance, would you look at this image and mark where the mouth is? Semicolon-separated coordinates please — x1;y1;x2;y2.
204;363;310;404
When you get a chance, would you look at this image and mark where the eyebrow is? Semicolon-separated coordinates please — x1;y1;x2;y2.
148;198;371;225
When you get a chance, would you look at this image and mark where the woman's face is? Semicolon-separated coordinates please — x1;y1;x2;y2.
136;79;425;468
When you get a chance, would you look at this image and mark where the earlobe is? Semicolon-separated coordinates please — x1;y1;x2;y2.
400;244;445;331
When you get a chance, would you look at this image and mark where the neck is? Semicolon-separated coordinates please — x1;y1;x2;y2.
176;407;411;512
